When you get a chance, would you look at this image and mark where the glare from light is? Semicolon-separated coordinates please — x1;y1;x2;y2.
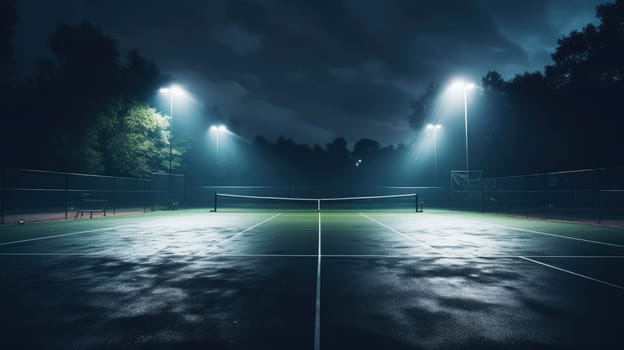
448;79;476;92
218;125;227;132
426;124;434;129
435;124;442;129
160;85;185;96
210;125;218;131
170;85;184;95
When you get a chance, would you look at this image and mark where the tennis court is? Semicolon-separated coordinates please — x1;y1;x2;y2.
1;204;624;349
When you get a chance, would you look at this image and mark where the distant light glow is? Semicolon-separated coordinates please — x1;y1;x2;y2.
219;125;227;132
427;124;442;130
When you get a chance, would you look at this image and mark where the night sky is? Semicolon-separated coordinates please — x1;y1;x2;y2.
15;0;603;145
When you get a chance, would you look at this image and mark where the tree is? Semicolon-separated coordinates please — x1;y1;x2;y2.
98;103;171;177
353;138;380;159
0;0;18;155
547;0;624;88
8;21;180;175
0;0;17;88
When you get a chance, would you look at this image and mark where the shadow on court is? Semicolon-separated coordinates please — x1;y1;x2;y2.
1;210;624;349
0;254;316;349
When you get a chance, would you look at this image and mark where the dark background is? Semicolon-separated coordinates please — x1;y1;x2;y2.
1;0;623;187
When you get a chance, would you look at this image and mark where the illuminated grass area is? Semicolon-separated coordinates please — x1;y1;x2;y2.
1;209;624;348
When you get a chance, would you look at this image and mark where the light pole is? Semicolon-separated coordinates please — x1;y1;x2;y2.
159;85;185;207
449;80;476;172
427;124;442;185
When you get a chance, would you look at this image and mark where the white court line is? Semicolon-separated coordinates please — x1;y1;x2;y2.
193;213;282;255
0;252;107;256
313;212;322;350
479;221;624;249
375;212;624;249
359;213;448;257
2;251;624;259
0;226;126;246
519;256;624;292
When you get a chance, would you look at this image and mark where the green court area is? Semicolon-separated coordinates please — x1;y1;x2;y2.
1;209;624;349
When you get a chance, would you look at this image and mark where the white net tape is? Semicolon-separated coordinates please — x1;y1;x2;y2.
214;193;420;212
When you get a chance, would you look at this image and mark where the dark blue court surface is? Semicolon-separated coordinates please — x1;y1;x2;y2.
1;209;624;349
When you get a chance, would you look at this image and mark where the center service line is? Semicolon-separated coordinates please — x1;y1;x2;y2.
313;212;322;350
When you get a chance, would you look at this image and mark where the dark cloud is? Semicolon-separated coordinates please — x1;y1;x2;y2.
15;0;606;145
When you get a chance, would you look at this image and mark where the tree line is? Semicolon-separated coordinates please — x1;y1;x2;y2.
1;0;623;185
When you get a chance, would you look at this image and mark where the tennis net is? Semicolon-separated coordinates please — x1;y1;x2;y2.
212;193;422;212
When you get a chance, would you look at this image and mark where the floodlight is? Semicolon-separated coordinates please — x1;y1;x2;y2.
218;125;227;132
448;79;476;92
449;80;464;91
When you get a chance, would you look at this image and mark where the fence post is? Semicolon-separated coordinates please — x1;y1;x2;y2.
544;173;549;220
595;168;601;224
64;173;68;220
1;168;5;225
524;176;529;218
480;178;485;213
112;176;116;216
143;180;147;213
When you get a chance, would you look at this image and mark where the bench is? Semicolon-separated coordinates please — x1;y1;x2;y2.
75;195;108;219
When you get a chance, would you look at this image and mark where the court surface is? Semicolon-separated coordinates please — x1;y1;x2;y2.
1;209;624;349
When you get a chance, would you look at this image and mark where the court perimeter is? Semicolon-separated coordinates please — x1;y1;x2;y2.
1;209;624;349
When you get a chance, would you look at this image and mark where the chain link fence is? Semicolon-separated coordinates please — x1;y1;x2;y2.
1;168;184;224
451;167;624;226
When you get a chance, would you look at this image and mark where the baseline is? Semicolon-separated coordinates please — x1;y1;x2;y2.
0;226;127;246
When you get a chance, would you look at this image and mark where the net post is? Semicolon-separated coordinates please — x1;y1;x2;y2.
317;199;320;212
595;168;601;224
214;193;218;212
415;194;418;212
